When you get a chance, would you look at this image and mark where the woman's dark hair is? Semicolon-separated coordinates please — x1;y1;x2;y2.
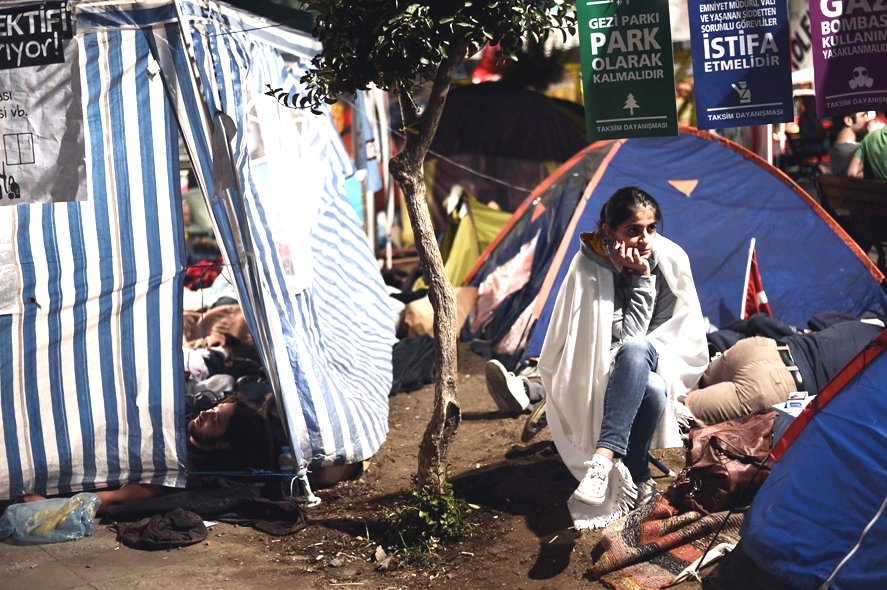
189;394;275;472
597;186;662;230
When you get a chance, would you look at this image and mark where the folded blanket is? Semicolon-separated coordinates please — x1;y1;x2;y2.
591;495;743;590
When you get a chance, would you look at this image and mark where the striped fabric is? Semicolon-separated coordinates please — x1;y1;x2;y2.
172;0;393;468
1;2;188;500
1;1;393;500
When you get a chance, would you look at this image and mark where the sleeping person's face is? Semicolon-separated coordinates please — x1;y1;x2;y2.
187;402;235;448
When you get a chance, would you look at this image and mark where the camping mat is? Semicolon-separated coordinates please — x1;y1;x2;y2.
591;496;743;590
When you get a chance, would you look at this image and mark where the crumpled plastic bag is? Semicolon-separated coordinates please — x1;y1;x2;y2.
0;492;100;544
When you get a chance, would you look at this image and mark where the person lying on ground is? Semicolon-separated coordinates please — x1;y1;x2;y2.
536;186;709;513
682;312;885;425
19;394;275;515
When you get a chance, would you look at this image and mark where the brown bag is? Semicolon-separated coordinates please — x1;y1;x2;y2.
666;411;776;514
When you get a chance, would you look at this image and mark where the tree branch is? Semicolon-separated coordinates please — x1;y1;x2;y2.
398;85;420;132
418;40;468;148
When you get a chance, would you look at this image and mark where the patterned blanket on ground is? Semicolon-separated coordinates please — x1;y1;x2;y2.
591;496;743;590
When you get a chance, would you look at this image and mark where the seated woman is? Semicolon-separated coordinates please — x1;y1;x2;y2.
539;187;708;525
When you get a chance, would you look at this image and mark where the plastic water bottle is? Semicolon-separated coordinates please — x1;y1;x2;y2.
278;445;296;499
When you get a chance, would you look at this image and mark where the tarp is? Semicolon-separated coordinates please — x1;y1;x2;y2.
423;82;588;230
0;0;394;501
172;0;394;471
464;127;887;365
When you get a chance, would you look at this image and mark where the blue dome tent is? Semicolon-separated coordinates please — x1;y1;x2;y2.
463;128;887;366
709;328;887;590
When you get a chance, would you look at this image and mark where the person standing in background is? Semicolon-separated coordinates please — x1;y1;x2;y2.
829;111;871;176
848;123;887;180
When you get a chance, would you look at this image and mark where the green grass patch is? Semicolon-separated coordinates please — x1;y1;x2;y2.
379;479;479;566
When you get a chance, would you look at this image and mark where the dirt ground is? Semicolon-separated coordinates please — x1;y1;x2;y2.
0;341;706;590
276;341;703;590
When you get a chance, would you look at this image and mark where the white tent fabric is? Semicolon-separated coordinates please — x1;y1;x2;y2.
0;0;393;500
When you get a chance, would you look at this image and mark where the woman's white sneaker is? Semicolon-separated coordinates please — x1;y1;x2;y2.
573;455;612;506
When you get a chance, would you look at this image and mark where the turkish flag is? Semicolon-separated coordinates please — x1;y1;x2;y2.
741;239;772;319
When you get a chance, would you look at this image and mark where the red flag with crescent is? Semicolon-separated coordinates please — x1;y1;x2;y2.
741;238;772;319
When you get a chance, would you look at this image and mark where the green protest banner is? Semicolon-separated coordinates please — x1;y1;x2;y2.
578;0;678;140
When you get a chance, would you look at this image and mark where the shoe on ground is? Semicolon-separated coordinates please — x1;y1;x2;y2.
521;399;548;442
635;478;659;508
485;359;530;414
574;455;612;506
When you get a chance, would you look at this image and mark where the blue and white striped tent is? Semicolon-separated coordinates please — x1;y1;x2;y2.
0;0;394;501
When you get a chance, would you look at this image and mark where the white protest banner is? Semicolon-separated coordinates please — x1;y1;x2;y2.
0;1;85;206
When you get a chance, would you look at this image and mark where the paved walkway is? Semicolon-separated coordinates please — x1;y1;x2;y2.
0;521;320;590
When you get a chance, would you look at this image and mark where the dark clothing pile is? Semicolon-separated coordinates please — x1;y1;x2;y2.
390;335;436;394
783;319;881;394
106;477;308;550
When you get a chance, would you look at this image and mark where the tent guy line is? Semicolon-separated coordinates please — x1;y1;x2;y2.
338;94;537;194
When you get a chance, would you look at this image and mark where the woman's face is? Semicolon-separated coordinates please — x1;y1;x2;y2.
603;205;658;260
187;402;235;447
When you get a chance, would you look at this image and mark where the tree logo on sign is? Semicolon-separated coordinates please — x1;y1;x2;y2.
624;93;640;115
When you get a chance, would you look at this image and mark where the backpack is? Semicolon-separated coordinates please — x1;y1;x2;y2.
666;411;776;514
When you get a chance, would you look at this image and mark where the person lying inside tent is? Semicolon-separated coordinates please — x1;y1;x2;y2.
182;330;364;487
183;302;250;348
183;331;265;386
18;394;276;515
681;312;885;425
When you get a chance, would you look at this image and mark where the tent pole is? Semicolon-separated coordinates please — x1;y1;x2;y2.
375;88;396;270
740;237;756;319
212;117;299;492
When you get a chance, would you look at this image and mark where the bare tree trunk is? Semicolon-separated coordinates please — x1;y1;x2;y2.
389;46;466;490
